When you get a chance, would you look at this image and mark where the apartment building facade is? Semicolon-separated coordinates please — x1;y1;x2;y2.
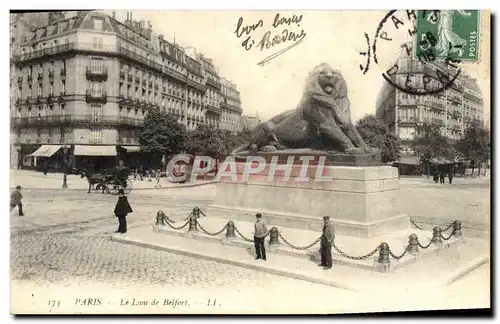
376;46;484;143
220;77;242;133
11;11;243;172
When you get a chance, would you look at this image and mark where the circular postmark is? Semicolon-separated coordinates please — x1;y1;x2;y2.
360;10;464;96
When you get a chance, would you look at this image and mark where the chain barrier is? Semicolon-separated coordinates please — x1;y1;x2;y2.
196;221;228;236
278;233;321;250
410;219;424;230
442;221;455;232
440;232;454;241
164;219;190;230
417;240;432;249
388;248;407;260
157;210;177;224
234;226;254;242
332;242;381;261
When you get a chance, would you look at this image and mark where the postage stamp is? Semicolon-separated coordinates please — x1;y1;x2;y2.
413;10;480;62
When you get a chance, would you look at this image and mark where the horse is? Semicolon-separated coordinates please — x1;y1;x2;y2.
80;170;108;194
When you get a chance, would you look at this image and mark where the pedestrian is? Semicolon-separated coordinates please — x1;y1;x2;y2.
114;189;133;234
439;171;445;184
155;169;161;187
320;216;335;269
253;213;268;261
10;185;24;216
448;172;453;184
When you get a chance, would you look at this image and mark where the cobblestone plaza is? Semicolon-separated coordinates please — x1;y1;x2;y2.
9;170;490;312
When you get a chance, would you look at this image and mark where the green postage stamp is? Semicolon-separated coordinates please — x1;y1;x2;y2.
414;10;480;62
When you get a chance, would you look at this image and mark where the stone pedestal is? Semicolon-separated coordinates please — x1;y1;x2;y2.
208;162;410;238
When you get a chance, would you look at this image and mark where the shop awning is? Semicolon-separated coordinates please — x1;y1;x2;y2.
30;145;62;157
121;146;141;153
74;145;117;156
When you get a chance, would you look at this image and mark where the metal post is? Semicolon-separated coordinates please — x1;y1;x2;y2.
377;242;391;273
406;234;419;255
62;173;68;188
452;220;462;237
188;214;198;232
225;221;236;238
431;226;442;244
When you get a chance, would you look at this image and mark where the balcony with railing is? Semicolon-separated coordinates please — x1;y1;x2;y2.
37;73;43;81
206;77;221;89
60;68;66;78
85;90;107;103
117;46;162;73
48;69;54;80
14;42;76;64
162;66;188;84
86;66;108;81
205;103;222;115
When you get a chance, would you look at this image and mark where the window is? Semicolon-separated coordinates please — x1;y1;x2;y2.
48;128;53;138
91;104;102;122
90;58;103;72
60;103;65;115
89;129;102;143
37;84;42;97
61;80;66;94
91;82;103;96
48;105;53;116
49;82;54;96
28;86;32;98
93;19;103;31
92;37;103;49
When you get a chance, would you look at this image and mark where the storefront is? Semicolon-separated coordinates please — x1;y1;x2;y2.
116;146;142;169
73;145;118;174
29;145;66;172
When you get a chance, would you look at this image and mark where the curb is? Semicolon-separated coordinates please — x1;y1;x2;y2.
9;180;218;191
110;234;359;292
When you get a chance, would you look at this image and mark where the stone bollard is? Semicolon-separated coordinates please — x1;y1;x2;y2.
225;221;236;239
406;234;419;256
431;226;442;245
62;174;68;189
268;227;279;246
452;220;462;237
377;242;391;273
188;215;198;232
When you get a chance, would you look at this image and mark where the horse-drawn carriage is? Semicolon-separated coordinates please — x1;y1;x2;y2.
81;166;133;194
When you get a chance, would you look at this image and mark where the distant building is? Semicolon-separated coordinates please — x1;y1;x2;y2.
220;78;242;133
241;113;261;130
376;44;484;143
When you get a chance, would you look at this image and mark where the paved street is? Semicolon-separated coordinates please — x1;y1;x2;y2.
9;170;491;313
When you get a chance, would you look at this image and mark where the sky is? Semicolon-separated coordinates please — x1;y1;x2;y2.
103;10;490;124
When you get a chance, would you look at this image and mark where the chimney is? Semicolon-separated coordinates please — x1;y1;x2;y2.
126;12;129;21
112;11;116;19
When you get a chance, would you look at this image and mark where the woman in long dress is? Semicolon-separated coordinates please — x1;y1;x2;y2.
430;10;471;57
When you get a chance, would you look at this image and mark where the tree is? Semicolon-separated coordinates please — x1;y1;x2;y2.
138;109;188;167
411;121;453;176
186;124;227;157
456;119;491;176
355;114;401;163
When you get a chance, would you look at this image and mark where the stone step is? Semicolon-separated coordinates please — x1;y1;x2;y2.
112;225;489;293
153;215;464;272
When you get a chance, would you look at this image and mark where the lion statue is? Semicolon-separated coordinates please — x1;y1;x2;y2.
232;63;370;158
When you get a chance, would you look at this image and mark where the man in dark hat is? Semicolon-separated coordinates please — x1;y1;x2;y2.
114;189;133;234
10;185;24;216
320;216;335;269
254;213;268;261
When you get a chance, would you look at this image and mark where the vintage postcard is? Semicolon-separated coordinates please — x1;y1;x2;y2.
9;9;491;315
